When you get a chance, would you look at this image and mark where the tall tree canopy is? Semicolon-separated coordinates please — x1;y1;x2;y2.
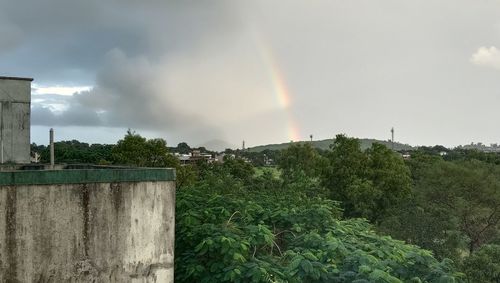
278;142;323;180
320;135;411;223
112;130;178;168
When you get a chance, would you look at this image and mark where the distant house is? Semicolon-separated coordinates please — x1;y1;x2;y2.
30;151;40;163
214;153;235;163
400;152;411;160
176;150;215;165
263;154;275;166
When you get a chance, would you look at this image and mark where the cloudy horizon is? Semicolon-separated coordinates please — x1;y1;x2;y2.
2;0;500;149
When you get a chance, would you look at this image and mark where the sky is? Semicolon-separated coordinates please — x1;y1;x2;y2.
1;0;500;150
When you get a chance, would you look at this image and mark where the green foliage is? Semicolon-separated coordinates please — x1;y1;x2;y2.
111;130;178;168
223;157;255;183
175;142;191;154
176;165;198;188
462;244;500;282
278;142;323;180
381;157;500;264
378;198;465;262
32;141;114;164
444;148;500;165
240;150;279;167
320;135;411;223
175;172;463;282
196;157;255;187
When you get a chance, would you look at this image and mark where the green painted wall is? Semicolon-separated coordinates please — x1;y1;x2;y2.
0;168;175;185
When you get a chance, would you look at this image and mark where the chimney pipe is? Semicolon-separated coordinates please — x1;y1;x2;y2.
50;128;54;169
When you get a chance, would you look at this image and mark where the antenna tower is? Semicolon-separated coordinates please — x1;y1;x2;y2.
391;127;394;150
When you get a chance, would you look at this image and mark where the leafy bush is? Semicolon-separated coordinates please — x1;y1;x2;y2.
175;177;463;282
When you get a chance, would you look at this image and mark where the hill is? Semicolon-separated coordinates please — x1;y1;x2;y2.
198;139;237;152
247;138;414;152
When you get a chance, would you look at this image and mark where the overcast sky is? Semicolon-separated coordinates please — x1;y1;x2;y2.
1;0;500;149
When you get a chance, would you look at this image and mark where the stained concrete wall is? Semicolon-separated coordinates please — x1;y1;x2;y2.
0;76;32;164
0;168;175;282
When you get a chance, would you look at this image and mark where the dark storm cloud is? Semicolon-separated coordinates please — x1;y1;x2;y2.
30;49;216;130
1;0;246;143
32;106;102;127
0;0;242;83
4;0;500;146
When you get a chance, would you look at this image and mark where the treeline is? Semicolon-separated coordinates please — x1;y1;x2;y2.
30;130;214;165
31;140;114;164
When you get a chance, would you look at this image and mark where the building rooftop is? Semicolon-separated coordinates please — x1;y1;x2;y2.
0;76;34;82
0;164;175;185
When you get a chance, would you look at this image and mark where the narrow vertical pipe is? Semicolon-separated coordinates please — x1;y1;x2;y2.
1;101;3;164
50;128;54;169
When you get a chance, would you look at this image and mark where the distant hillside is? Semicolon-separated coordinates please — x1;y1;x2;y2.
247;138;414;152
198;139;237;152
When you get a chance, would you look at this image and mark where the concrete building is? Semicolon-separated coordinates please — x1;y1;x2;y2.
0;76;176;282
0;165;176;282
0;76;32;164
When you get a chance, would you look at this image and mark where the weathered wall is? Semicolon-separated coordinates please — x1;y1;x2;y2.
0;169;175;282
0;77;32;164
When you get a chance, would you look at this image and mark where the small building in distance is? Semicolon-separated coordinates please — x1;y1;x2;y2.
176;150;215;165
0;76;32;163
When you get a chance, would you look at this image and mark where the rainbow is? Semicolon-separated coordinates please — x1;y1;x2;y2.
253;30;301;142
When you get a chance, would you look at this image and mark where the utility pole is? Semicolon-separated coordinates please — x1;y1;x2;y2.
242;140;245;151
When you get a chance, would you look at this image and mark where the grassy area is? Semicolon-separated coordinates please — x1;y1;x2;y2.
254;166;281;178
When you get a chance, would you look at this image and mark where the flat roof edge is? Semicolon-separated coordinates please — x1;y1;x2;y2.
0;76;34;82
0;168;176;186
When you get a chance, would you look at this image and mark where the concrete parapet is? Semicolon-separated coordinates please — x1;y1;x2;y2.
0;166;175;282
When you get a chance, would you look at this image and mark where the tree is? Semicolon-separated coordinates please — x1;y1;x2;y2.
112;130;178;168
222;156;255;184
34;140;114;164
176;142;191;154
320;135;411;223
378;198;465;261
413;160;500;254
278;142;322;180
145;138;177;167
382;157;500;263
176;165;198;189
365;143;411;222
462;245;500;282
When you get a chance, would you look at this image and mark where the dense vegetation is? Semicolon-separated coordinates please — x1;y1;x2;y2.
31;132;500;282
176;168;461;282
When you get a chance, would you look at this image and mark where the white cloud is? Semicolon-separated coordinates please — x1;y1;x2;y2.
32;84;93;96
471;46;500;69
